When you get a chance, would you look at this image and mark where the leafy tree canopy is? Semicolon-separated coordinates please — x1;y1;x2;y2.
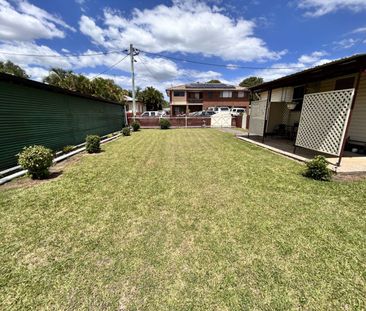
206;79;221;83
138;86;164;111
0;61;29;79
43;68;127;104
239;76;264;88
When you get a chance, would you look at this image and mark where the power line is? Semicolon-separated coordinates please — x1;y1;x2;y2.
139;49;305;70
0;46;306;71
91;54;129;79
0;49;123;58
136;54;163;83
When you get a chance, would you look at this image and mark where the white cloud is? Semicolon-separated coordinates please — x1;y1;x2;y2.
0;41;73;68
0;40;226;94
333;38;360;49
0;0;74;41
298;50;327;63
250;51;333;82
226;64;239;70
297;0;366;17
22;65;50;81
351;26;366;34
79;1;284;62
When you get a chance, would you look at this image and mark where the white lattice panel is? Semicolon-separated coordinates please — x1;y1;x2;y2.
295;89;354;156
249;100;267;136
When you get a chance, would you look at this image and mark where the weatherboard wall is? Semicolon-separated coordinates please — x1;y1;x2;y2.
0;80;124;170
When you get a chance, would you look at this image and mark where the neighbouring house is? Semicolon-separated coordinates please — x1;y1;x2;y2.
246;53;366;171
124;95;145;114
166;83;249;116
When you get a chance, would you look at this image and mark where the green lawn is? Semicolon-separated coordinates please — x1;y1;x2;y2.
1;129;365;310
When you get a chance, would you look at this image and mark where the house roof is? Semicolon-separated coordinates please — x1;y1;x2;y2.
250;53;366;93
167;83;248;91
0;72;123;106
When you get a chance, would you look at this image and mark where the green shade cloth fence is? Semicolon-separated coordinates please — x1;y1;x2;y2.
0;77;125;170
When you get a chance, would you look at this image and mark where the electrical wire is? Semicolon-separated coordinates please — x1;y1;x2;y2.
0;46;306;71
139;49;305;70
136;54;164;83
0;49;123;58
91;54;129;79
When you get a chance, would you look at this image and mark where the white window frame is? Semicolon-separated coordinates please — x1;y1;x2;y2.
238;91;245;98
220;91;232;98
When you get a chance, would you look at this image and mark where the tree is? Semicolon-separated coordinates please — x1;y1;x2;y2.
206;79;221;83
138;86;164;111
127;86;142;99
43;68;127;104
0;61;29;78
239;76;263;88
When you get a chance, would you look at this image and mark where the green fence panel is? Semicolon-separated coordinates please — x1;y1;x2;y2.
0;81;125;170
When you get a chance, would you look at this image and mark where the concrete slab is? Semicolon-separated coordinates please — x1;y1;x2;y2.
238;135;366;174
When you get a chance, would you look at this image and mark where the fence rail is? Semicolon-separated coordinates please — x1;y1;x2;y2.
127;115;246;128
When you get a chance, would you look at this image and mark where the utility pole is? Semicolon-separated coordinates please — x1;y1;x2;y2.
129;44;139;121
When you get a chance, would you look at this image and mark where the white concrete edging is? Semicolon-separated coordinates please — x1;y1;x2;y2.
0;134;121;185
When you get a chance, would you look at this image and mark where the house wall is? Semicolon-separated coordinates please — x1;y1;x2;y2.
258;91;268;101
306;73;357;94
348;72;366;142
171;90;187;105
271;87;294;102
169;89;250;113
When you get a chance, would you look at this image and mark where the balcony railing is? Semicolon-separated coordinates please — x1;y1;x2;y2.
187;98;203;103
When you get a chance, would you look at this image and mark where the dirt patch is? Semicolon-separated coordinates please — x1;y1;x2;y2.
1;152;83;190
333;172;366;182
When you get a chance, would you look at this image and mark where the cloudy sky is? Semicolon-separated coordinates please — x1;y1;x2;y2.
0;0;365;93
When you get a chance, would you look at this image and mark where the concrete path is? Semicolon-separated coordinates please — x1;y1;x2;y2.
216;128;248;136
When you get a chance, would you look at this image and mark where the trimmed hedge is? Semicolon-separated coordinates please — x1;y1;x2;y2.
159;118;171;129
18;145;53;179
86;135;101;153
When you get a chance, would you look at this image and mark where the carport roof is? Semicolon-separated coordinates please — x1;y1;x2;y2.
250;53;366;93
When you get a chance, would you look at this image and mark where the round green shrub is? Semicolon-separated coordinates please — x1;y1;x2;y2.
122;127;131;136
62;145;74;154
303;155;332;181
86;135;101;153
131;121;141;132
18;145;53;179
159;118;171;129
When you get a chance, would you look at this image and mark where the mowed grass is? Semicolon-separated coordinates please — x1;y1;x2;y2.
1;129;365;310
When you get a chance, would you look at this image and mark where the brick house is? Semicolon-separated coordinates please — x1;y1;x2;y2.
166;83;250;115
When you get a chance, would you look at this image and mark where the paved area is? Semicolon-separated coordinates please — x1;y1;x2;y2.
217;127;248;136
239;136;366;174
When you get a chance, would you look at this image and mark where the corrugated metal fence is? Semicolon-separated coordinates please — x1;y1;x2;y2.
0;80;125;170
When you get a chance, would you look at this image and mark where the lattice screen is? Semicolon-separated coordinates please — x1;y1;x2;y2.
295;89;354;156
249;100;267;136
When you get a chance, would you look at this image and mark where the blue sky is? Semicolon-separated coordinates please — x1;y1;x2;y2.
0;0;365;94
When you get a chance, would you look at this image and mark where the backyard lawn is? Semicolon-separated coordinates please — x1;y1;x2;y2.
1;129;365;310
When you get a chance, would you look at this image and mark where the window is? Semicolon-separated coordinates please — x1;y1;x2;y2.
220;91;232;98
335;77;355;90
173;91;185;97
207;91;213;99
151;112;156;116
238;91;245;98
